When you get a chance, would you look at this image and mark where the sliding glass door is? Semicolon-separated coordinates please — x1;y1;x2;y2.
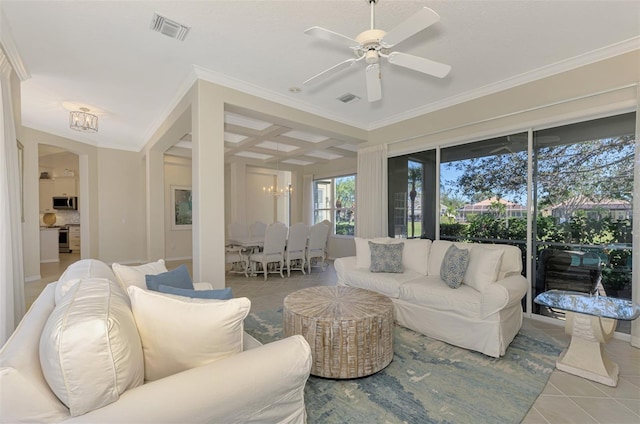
533;113;635;331
388;111;636;333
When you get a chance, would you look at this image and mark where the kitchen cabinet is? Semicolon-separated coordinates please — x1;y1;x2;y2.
39;180;55;212
54;177;77;196
40;227;59;263
69;225;80;251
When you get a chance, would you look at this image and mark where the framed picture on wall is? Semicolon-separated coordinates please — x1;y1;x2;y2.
171;185;192;230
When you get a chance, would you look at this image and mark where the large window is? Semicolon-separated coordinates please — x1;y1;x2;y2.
533;115;634;332
313;175;356;236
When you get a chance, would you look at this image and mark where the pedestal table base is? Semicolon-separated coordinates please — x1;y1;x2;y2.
556;311;618;387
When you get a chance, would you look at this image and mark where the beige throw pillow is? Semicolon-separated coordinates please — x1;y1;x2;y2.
463;246;505;292
111;259;168;291
127;286;251;381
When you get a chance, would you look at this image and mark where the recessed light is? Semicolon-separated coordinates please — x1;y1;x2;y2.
289;87;302;93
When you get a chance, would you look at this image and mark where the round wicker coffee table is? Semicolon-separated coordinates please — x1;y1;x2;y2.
283;286;394;379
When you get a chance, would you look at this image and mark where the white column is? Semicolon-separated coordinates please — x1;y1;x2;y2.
145;149;165;261
192;82;225;286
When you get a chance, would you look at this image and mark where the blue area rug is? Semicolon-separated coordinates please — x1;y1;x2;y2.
244;309;565;424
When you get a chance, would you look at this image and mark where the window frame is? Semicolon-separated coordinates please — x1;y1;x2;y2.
313;174;357;237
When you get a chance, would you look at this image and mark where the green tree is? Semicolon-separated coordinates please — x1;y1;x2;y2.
335;177;355;207
451;136;634;219
408;162;422;238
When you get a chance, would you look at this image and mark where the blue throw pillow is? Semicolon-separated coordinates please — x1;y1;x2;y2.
369;241;404;273
440;244;470;289
145;264;194;292
158;285;233;300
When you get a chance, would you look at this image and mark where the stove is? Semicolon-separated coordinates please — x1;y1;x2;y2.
58;226;71;253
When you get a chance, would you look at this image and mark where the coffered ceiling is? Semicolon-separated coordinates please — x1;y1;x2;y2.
167;111;360;166
2;1;639;165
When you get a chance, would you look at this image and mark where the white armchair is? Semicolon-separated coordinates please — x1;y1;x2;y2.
0;259;312;423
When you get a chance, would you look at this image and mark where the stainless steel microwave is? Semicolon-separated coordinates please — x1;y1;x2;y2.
52;196;78;210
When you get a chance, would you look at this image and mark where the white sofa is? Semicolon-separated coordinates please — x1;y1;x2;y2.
1;259;312;423
334;239;528;358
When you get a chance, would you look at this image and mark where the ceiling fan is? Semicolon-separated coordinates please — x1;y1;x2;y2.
303;0;451;102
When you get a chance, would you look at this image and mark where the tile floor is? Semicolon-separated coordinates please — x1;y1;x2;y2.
25;257;640;424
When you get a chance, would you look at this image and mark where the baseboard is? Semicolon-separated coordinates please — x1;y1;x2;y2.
25;274;41;283
40;259;59;264
165;256;193;262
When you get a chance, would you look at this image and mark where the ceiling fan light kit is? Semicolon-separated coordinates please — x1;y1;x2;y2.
304;0;451;103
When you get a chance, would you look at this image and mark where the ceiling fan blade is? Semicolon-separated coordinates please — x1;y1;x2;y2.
382;7;440;48
303;58;359;86
387;52;451;78
365;64;382;102
304;26;360;48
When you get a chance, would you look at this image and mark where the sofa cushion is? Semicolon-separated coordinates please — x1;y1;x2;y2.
427;240;454;276
369;241;404;273
401;238;432;275
440;244;470;288
463;245;505;292
39;278;144;417
145;264;194;292
399;277;483;319
127;286;250;381
54;259;116;304
112;259;168;291
158;285;233;300
338;267;422;298
355;237;391;269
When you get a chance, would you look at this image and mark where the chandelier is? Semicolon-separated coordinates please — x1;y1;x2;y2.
264;183;292;198
70;107;98;133
263;142;291;197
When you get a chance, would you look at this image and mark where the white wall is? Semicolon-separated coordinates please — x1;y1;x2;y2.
164;155;192;260
95;147;145;264
245;170;276;224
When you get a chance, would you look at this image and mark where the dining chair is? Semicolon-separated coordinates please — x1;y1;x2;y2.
285;222;308;277
249;221;267;239
306;222;330;273
225;245;248;277
321;220;332;259
228;222;249;241
249;222;288;281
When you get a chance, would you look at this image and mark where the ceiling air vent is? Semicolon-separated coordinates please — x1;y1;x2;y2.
150;13;190;41
337;93;360;104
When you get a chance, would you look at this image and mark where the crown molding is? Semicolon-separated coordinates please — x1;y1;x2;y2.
138;68;199;152
192;65;367;130
132;37;640;153
368;37;640;131
0;9;30;81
